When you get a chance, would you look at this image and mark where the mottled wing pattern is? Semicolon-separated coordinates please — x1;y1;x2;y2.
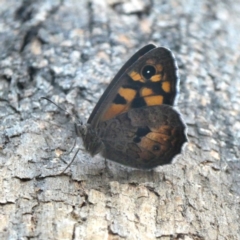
97;105;187;169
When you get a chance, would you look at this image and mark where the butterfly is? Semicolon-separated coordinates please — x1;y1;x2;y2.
76;44;187;169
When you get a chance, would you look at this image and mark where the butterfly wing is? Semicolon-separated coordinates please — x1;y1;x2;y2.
88;45;179;127
88;44;156;125
97;105;187;169
82;45;186;168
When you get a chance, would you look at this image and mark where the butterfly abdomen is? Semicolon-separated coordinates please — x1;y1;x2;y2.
81;125;104;157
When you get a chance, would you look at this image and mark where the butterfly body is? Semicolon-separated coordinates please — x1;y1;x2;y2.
78;44;187;169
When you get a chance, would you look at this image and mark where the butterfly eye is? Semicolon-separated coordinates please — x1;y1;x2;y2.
141;65;156;79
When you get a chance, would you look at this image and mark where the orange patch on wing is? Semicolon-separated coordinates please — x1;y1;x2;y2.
151;125;172;135
119;88;136;102
150;74;162;82
138;137;154;151
161;81;171;93
144;95;163;105
138;137;168;155
102;104;128;121
129;71;144;82
146;132;170;145
141;87;154;97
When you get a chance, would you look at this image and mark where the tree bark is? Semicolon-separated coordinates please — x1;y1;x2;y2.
0;0;239;239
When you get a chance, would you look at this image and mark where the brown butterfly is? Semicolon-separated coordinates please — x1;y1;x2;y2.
76;44;187;169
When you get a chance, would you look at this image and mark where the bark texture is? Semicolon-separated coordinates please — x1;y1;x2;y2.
0;0;239;239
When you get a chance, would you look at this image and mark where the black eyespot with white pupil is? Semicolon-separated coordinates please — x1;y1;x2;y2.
152;145;160;151
142;65;156;79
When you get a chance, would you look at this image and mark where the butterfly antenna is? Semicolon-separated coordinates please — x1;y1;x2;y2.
0;97;20;114
40;97;84;126
40;97;69;114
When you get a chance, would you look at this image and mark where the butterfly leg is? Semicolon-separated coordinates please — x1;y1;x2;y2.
43;135;82;174
102;158;115;178
42;130;59;161
59;147;85;174
58;138;77;164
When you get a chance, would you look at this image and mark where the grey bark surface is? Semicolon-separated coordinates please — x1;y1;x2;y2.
0;0;239;239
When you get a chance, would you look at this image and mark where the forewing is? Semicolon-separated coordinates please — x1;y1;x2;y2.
88;44;156;126
88;45;179;127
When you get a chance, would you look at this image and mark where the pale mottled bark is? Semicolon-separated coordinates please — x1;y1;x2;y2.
0;0;239;239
